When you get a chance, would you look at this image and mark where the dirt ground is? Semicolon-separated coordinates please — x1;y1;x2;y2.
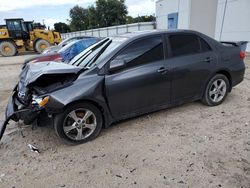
0;53;249;188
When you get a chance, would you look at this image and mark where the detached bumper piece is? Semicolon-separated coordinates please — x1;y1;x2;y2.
0;116;11;141
0;92;42;141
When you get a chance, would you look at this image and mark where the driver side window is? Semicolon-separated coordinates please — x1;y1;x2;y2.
113;35;164;69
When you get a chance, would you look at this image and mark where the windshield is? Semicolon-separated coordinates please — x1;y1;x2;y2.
21;21;27;32
58;40;78;53
69;37;127;69
59;38;77;47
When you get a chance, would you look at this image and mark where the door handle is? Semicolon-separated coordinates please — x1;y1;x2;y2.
157;67;168;74
204;57;213;63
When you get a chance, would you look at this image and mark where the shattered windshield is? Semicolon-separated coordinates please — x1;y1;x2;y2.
69;37;127;69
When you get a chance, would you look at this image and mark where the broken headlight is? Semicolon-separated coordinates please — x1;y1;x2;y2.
32;96;50;107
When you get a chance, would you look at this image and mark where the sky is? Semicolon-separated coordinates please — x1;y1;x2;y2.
0;0;156;28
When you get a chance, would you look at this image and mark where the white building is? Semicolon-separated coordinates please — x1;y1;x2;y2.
156;0;250;51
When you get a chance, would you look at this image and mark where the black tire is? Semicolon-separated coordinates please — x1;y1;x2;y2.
0;41;17;56
202;74;230;106
54;102;103;145
34;39;50;53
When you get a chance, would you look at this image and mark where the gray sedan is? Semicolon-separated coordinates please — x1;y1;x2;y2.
1;30;246;144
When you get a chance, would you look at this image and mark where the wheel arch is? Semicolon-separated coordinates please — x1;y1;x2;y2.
202;69;233;98
61;99;113;129
215;69;232;92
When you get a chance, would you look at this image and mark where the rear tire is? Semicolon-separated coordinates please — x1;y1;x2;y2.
54;102;103;145
34;39;50;53
0;41;17;57
202;74;230;106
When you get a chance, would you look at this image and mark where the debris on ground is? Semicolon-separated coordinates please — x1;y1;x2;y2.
27;144;40;153
130;168;136;173
0;173;5;181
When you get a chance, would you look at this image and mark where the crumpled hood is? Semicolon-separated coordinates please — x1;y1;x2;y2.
19;61;82;86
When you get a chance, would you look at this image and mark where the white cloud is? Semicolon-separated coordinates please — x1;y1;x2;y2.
127;0;156;17
0;0;94;11
0;0;156;16
43;19;62;29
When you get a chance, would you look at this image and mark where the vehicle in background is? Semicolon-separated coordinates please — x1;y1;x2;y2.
42;36;97;54
24;37;100;65
0;18;61;56
0;30;247;145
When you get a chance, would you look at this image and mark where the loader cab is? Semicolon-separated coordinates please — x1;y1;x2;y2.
23;21;34;32
5;18;29;40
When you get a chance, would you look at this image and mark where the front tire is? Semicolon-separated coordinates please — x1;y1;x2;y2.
202;74;230;106
34;39;50;53
54;102;103;145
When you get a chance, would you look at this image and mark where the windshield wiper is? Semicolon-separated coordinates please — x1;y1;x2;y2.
84;39;112;68
72;38;110;67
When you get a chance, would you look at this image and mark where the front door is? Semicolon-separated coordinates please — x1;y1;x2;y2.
105;35;171;119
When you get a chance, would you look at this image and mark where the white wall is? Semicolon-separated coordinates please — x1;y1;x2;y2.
215;0;250;51
190;0;218;38
156;0;191;29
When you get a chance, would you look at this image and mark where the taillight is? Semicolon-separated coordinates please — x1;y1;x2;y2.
240;51;246;60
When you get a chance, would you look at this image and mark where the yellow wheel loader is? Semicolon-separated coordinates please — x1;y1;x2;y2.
0;18;61;57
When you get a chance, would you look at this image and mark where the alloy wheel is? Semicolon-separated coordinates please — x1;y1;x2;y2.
209;79;227;103
63;108;97;141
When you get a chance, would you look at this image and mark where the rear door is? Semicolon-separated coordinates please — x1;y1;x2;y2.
166;33;217;103
105;35;171;119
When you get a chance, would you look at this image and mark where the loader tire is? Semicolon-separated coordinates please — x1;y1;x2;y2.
0;41;17;57
34;39;50;53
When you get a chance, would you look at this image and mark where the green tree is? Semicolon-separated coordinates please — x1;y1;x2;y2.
54;22;71;33
125;16;134;24
132;15;156;23
95;0;128;27
69;5;89;31
88;5;98;29
68;1;153;31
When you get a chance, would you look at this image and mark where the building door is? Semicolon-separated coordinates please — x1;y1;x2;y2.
168;13;178;29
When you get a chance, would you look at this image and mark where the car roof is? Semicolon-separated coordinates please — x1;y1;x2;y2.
111;29;197;39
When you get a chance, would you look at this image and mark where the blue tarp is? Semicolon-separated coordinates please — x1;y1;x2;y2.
59;38;99;63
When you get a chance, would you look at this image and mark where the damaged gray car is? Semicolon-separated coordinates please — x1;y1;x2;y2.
0;30;246;144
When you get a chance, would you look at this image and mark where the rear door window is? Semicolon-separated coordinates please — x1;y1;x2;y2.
113;35;164;68
169;34;201;57
199;37;212;52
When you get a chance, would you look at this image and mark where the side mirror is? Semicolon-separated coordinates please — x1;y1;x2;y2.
109;59;126;72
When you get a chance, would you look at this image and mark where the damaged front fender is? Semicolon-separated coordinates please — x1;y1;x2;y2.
43;73;114;127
